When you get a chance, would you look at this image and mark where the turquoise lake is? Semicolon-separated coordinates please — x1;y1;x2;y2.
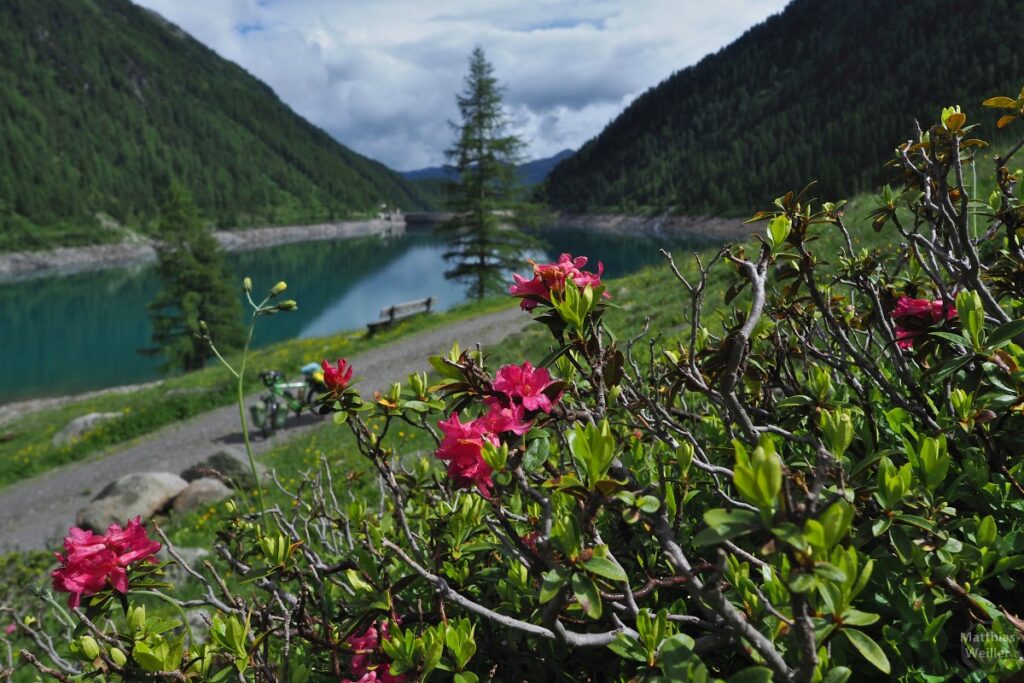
0;228;706;402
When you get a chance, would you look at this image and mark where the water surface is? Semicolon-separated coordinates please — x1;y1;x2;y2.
0;228;705;402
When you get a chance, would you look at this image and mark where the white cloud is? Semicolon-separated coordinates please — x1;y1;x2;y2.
135;0;790;170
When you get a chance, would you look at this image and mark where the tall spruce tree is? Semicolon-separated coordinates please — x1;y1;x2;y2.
142;184;243;373
440;47;536;299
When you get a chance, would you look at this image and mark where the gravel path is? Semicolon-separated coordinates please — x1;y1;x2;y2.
0;307;529;552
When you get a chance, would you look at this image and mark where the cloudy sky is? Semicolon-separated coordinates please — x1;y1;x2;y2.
134;0;790;171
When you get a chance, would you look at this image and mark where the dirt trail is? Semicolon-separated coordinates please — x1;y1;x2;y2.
0;307;529;552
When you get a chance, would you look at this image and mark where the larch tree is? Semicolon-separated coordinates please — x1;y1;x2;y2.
440;46;537;299
142;183;244;373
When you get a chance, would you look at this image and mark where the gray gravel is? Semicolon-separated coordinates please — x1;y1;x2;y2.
0;307;529;551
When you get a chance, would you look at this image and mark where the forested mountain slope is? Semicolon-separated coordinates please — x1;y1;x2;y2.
544;0;1024;214
0;0;429;250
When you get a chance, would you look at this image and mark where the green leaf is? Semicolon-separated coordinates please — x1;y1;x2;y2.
922;612;952;641
929;331;971;346
694;508;759;547
606;634;648;662
636;495;661;513
728;667;774;683
788;572;816;593
658;633;696;679
986;319;1024;348
841;609;879;626
132;642;166;673
572;573;602;619
583;556;628;583
813;562;847;583
776;394;815;409
522;436;550;471
821;667;852;683
841;629;891;674
539;569;568;603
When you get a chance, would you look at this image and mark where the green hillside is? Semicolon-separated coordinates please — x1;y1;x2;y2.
543;0;1024;214
0;0;429;251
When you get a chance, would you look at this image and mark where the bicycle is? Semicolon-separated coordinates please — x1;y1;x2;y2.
249;369;324;438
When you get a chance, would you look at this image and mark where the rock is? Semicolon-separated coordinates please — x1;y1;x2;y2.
181;447;268;489
172;478;233;515
76;472;188;532
186;609;211;643
158;546;210;587
52;412;120;447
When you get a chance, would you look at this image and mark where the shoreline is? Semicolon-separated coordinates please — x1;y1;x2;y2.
0;213;749;282
553;212;751;242
0;218;406;282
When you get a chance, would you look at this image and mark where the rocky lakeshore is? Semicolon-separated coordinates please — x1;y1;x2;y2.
554;212;751;242
0;218;405;282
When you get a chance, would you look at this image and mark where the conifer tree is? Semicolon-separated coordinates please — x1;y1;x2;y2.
440;47;537;299
142;184;243;373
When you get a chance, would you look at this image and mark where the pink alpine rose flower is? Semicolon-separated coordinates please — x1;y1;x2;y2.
890;296;957;350
492;362;561;413
4;622;16;635
481;399;533;436
436;413;496;497
322;358;353;393
51;518;161;608
509;253;609;311
344;621;407;683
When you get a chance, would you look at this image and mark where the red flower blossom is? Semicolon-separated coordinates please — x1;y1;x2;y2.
481;399;533;436
322;358;353;392
890;296;957;349
492;362;560;413
521;530;542;553
51;517;161;608
436;413;497;497
3;623;15;635
509;253;608;311
344;621;407;683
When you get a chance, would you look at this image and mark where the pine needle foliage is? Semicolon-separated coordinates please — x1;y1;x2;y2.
142;184;244;373
440;47;538;300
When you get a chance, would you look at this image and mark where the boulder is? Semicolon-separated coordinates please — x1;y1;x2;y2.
172;478;233;515
76;472;188;532
158;546;210;587
186;609;211;644
52;412;120;447
181;447;268;489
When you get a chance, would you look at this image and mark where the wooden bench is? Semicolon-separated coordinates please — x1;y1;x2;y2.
366;297;437;333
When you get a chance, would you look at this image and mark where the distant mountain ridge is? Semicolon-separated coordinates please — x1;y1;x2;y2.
544;0;1024;214
401;149;574;186
0;0;430;250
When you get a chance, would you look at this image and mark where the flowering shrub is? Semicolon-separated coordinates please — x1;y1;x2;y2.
9;94;1024;682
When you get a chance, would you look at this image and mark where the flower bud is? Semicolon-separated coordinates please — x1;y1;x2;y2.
269;281;287;298
109;647;127;667
129;604;146;633
276;300;298;312
243;276;252;293
79;635;99;660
